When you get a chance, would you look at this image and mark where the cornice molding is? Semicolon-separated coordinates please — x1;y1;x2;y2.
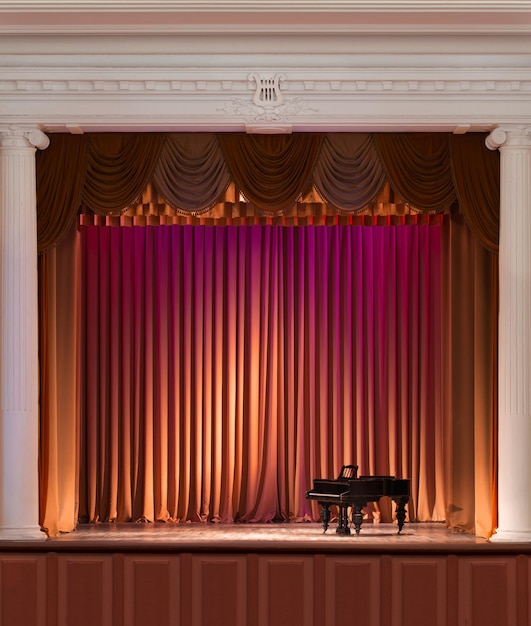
1;1;531;36
4;23;531;36
2;2;531;133
3;66;531;94
2;67;531;133
1;1;531;10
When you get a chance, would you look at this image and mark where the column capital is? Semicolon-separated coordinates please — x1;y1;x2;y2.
486;125;531;151
0;125;49;151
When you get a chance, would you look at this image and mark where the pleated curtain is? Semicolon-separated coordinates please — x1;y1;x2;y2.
36;132;499;538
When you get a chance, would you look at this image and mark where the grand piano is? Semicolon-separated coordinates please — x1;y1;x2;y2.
306;465;411;535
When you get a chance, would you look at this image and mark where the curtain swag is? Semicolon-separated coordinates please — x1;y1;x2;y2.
36;132;500;254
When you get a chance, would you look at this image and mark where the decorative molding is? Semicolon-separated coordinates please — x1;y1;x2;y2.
486;125;531;149
2;73;531;98
1;1;531;11
222;95;316;123
217;72;315;126
2;1;531;37
0;125;50;150
249;73;285;107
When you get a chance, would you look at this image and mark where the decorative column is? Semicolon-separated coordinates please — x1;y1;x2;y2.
0;125;49;539
486;125;531;542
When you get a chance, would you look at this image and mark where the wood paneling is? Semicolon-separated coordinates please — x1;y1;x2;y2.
191;556;247;626
458;557;518;626
0;551;529;626
391;558;447;626
0;556;46;626
324;556;381;626
57;555;113;626
258;556;314;626
123;556;180;626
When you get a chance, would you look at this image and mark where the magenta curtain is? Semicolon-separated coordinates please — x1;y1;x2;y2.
79;223;445;524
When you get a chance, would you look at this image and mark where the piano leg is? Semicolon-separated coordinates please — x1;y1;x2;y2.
336;506;351;535
395;497;408;534
352;505;364;534
320;504;331;533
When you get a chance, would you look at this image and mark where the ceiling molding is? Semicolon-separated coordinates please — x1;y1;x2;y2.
2;65;531;133
1;0;531;10
1;1;531;36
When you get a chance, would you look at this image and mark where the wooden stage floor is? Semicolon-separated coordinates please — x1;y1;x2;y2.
19;521;527;555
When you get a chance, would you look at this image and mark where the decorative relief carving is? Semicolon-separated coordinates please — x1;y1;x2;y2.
249;72;285;106
220;96;318;123
486;125;531;150
0;124;49;150
219;72;318;123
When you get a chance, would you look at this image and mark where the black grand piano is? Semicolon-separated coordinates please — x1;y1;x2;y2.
306;465;411;535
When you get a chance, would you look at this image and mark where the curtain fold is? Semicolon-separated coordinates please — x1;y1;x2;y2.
36;133;88;253
38;222;80;536
442;215;498;537
450;134;500;252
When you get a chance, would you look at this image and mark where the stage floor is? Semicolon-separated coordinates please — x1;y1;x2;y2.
36;521;508;554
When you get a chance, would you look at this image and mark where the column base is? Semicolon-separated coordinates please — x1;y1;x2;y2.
490;529;531;543
0;526;46;541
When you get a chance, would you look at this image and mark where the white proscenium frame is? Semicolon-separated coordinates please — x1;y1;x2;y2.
0;0;531;541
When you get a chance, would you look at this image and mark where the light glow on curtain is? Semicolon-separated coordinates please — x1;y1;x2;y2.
79;224;445;524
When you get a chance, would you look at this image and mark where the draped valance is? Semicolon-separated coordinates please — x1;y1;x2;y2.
36;132;500;253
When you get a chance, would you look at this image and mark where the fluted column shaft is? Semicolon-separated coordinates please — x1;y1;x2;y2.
487;125;531;542
0;125;49;539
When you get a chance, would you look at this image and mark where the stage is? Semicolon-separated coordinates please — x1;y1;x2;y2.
40;520;493;553
1;522;530;626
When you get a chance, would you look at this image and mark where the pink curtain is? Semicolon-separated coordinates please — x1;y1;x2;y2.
79;223;445;524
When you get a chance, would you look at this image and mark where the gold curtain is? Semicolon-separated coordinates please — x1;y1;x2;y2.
442;215;498;537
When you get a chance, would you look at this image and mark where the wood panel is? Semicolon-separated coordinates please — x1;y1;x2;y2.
391;557;447;626
190;556;247;626
0;556;46;626
324;556;381;626
458;557;517;626
257;556;314;626
123;556;180;626
57;555;113;626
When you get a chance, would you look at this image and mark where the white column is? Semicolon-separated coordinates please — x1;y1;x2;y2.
0;125;49;540
486;125;531;542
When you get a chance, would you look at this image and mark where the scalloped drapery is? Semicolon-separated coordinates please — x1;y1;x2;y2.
217;133;324;211
36;132;500;253
82;133;166;215
152;133;232;214
312;133;387;212
37;133;88;253
449;133;500;253
374;133;457;213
